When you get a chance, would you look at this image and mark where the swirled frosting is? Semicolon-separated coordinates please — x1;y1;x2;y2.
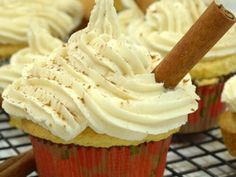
2;0;199;142
0;22;62;93
0;0;83;45
222;76;236;112
125;0;236;60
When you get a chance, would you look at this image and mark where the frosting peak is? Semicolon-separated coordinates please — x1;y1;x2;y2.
87;0;120;38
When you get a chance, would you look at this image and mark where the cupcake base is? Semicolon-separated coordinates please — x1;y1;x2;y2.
219;111;236;156
0;44;26;60
31;136;172;177
180;79;225;133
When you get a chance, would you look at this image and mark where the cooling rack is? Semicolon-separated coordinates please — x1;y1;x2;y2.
0;108;235;177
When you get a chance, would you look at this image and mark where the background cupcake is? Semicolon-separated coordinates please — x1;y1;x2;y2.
0;22;62;107
121;0;236;133
2;0;199;176
0;0;83;61
219;76;236;156
118;0;144;33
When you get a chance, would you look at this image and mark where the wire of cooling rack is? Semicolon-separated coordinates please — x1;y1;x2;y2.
0;107;236;177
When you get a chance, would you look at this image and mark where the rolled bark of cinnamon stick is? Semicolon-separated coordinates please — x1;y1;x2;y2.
135;0;155;13
154;1;236;88
0;150;36;177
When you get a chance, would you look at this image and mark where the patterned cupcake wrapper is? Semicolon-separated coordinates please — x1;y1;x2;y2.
31;136;172;177
0;95;2;108
180;81;225;133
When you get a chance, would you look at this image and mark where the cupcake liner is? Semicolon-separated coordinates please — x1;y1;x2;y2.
31;136;172;177
0;95;2;108
180;81;225;133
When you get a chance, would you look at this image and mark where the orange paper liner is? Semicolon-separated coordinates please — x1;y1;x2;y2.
31;136;172;177
0;95;2;108
180;81;225;133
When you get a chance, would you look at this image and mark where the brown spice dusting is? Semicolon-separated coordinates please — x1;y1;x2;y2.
183;79;189;83
82;71;88;76
150;54;156;59
80;98;85;104
123;89;127;93
110;80;116;85
45;100;51;106
49;123;52;127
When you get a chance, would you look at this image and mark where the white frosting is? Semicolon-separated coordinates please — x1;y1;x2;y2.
0;22;62;93
2;0;199;141
0;0;83;44
222;76;236;112
123;0;236;60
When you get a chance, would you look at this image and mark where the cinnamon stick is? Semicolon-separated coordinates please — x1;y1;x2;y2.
154;1;236;88
0;150;36;177
135;0;155;13
81;0;95;20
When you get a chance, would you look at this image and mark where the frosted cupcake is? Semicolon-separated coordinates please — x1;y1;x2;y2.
2;0;198;176
0;22;62;106
121;0;236;133
219;76;236;156
0;0;83;60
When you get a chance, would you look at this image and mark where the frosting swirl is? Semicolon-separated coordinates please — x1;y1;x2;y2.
124;0;236;60
222;76;236;112
0;0;83;44
0;22;62;93
3;0;199;142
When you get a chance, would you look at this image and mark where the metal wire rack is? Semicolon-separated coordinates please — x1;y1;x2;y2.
0;108;236;177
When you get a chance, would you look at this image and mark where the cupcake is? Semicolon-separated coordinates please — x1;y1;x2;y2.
0;0;83;60
2;0;199;176
219;76;236;156
121;0;236;133
0;22;62;107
